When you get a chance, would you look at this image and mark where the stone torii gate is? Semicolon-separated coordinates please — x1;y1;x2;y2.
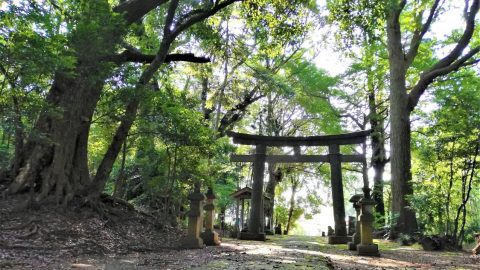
227;130;370;243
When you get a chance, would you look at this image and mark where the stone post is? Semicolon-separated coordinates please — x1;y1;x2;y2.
201;188;221;246
348;194;363;251
235;197;240;234
348;216;355;236
357;188;379;256
180;183;206;249
239;144;266;241
240;198;245;232
327;144;350;244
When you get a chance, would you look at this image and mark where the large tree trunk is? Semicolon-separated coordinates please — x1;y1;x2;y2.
6;69;108;204
387;4;418;235
389;106;417;235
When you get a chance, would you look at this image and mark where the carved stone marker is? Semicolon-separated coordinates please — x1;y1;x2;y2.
357;189;379;256
201;187;221;246
180;183;206;249
348;216;355;235
473;233;480;255
327;226;334;236
348;194;363;251
275;224;282;235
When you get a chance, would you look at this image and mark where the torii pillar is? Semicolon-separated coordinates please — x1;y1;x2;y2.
239;144;267;241
327;144;350;244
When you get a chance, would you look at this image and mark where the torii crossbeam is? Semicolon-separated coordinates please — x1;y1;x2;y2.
227;130;370;243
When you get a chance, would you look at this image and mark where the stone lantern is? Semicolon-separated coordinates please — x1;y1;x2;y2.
357;188;379;256
348;194;363;251
180;183;206;249
201;187;221;246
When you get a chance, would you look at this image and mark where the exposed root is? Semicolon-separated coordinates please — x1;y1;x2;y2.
2;218;37;230
18;223;43;239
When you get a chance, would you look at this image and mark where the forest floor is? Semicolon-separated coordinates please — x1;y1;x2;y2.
1;196;479;269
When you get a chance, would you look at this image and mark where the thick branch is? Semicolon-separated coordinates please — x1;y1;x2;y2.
113;0;169;25
408;46;480;110
430;0;479;70
407;0;479;110
217;88;265;136
405;0;441;67
171;0;241;38
113;50;210;64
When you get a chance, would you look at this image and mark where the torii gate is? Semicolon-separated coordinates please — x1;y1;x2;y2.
227;130;370;243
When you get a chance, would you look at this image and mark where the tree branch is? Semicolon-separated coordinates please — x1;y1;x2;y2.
430;0;479;70
408;46;480;110
170;0;241;39
113;0;169;25
217;88;265;136
405;0;441;67
112;50;210;64
407;0;479;110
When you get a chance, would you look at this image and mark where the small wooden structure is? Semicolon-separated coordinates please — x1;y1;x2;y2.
230;186;270;236
228;130;370;243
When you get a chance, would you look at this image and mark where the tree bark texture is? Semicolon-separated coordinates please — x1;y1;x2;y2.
7;69;107;204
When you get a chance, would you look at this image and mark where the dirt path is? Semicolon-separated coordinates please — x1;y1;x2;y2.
2;197;478;269
64;235;479;269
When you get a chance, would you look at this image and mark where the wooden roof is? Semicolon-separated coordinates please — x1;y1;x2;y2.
230;186;271;200
226;130;371;147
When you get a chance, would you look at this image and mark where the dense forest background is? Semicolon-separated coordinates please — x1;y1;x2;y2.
0;0;479;248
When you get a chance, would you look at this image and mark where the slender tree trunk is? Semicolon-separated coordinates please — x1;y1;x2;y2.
6;133;11;150
113;140;128;198
446;140;456;235
10;95;24;178
285;176;298;235
368;92;387;217
455;141;478;246
265;164;282;231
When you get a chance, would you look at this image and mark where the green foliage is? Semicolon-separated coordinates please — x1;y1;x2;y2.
243;0;318;57
411;69;480;243
327;0;387;46
286;58;342;134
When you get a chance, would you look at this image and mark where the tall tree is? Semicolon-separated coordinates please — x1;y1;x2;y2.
329;0;480;235
386;0;479;235
3;0;240;205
